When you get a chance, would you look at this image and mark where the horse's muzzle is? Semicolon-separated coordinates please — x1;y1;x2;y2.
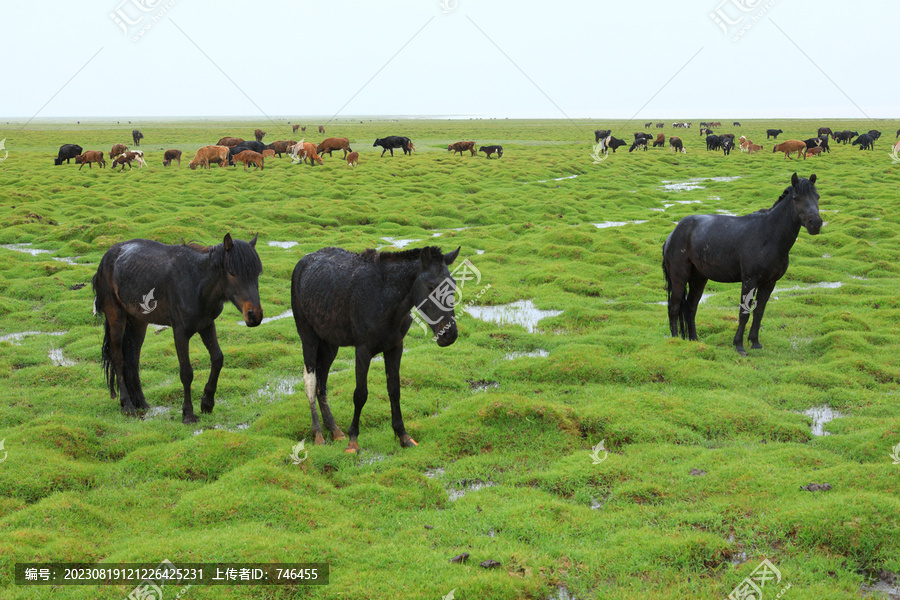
805;217;823;235
243;303;263;327
434;320;458;347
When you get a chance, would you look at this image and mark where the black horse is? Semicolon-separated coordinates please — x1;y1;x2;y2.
663;173;822;355
291;245;460;452
92;234;263;423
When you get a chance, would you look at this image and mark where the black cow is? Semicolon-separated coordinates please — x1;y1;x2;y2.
852;133;875;150
833;130;858;144
132;129;143;146
868;129;882;140
634;132;653;141
628;138;648;152
766;129;783;139
669;137;685;153
228;141;267;165
594;129;611;143
803;137;830;153
896;128;900;138
606;136;627;153
721;138;734;156
54;144;83;165
733;121;741;126
706;135;723;151
817;127;834;139
373;136;412;156
479;145;503;158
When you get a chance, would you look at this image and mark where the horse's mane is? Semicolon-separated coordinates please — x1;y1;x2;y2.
767;177;816;211
361;246;444;266
182;241;211;253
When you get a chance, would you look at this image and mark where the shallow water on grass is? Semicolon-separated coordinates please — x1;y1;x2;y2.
378;237;420;249
801;405;846;436
48;348;75;366
593;220;647;229
548;586;577;600
504;349;549;360
447;480;496;501
143;406;172;420
528;174;578;184
465;300;563;333
424;467;446;479
267;241;298;249
0;330;66;344
660;176;741;192
1;243;83;265
257;377;301;402
238;309;293;326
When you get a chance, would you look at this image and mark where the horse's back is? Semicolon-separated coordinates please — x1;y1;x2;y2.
292;247;368;344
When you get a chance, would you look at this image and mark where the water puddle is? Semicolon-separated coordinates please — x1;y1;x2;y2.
475;249;485;255
467;379;499;392
257;377;301;402
771;281;843;300
660;176;740;192
378;237;420;249
358;452;385;466
48;348;75;367
447;480;496;501
0;331;66;345
504;350;549;360
860;571;900;598
268;241;298;249
548;586;578;600
529;174;578;184
801;405;845;436
424;467;446;479
143;406;172;420
465;300;563;333
1;243;82;265
238;309;293;326
593;220;647;229
192;422;250;436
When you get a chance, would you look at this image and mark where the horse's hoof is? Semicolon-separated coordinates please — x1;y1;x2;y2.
345;440;360;454
735;346;747;356
314;433;326;445
182;414;199;424
400;435;418;448
751;342;763;350
331;428;346;441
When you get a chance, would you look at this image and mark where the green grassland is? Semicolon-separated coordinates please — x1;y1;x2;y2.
0;117;898;599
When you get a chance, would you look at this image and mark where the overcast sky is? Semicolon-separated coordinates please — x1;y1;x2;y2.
1;1;896;121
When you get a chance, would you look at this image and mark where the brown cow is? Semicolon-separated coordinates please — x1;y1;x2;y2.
292;124;301;133
318;125;325;134
316;137;352;158
109;143;128;159
75;151;106;170
267;140;297;158
301;126;307;132
162;149;182;166
112;151;141;171
233;150;264;171
346;151;359;167
190;145;230;170
448;141;477;156
773;140;807;159
262;149;276;159
652;133;665;147
804;146;824;157
254;129;266;142
292;142;323;166
216;137;245;147
747;143;763;154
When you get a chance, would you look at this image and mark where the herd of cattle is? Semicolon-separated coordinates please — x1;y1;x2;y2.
594;124;900;159
50;128;507;172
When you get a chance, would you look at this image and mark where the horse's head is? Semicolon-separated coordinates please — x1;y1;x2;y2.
790;173;822;235
222;233;264;327
412;246;461;347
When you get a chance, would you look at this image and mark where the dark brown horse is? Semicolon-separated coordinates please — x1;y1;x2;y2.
93;234;263;422
291;246;460;452
663;174;822;355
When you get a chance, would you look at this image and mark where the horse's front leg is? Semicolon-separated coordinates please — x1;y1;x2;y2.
747;281;776;350
733;280;759;355
345;347;373;453
198;324;223;414
383;343;416;448
173;329;197;424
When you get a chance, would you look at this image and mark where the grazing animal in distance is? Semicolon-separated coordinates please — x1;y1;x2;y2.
373;136;413;157
189;145;230;170
265;140;295;158
653;133;665;147
852;133;875;150
291;245;460;451
216;137;245;147
644;122;653;129
721;138;735;155
112;151;142;171
232;149;264;171
262;149;276;159
656;122;665;128
480;145;503;158
132;130;143;146
293;124;301;133
747;143;763;154
669;136;685;153
54;144;83;165
628;138;649;152
163;149;182;166
346;151;359;167
706;135;723;151
317;137;353;158
318;125;325;134
773;140;807;159
75;150;106;169
868;129;882;139
733;121;741;126
92;234;263;422
594;129;611;143
663;173;822;355
766;129;783;139
254;129;266;142
634;132;653;141
109;143;128;159
817;127;833;139
292;142;324;166
833;130;858;144
805;146;824;157
448;141;477;156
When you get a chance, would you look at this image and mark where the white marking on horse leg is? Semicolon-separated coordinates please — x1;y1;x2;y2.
303;366;317;407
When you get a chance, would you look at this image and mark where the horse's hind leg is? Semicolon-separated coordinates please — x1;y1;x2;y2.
747;281;776;350
383;343;416;448
315;343;345;442
100;300;140;414
346;347;373;454
198;323;223;414
685;272;708;341
126;319;149;410
733;279;759;356
300;337;326;445
173;329;198;424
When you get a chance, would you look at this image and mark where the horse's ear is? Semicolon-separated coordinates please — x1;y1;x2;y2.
249;233;258;248
224;233;234;252
791;173;799;188
444;246;461;266
809;174;816;185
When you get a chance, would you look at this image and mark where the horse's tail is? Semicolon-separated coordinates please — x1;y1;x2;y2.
92;269;117;398
662;253;688;340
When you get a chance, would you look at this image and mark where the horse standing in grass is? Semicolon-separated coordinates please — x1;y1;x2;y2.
663;173;822;355
92;234;263;422
291;246;461;452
